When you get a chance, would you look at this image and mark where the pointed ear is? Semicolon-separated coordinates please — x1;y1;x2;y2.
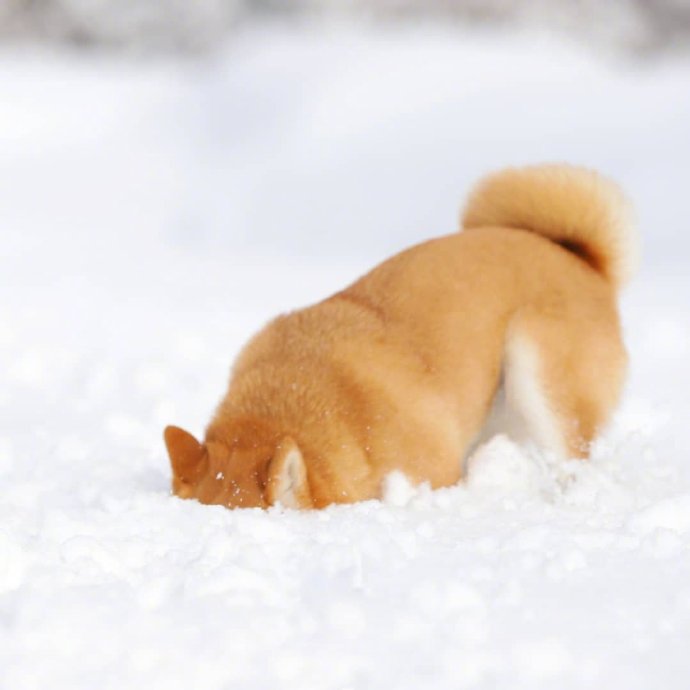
164;425;207;483
266;438;313;509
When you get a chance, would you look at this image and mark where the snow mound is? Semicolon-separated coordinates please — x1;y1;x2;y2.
466;434;556;496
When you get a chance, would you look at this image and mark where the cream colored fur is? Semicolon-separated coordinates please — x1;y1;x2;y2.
503;329;569;460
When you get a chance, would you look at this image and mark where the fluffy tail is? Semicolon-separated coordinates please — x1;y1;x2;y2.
461;164;637;289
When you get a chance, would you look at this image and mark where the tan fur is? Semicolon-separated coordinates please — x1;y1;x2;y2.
164;163;634;509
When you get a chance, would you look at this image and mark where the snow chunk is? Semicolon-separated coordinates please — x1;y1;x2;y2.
466;435;550;496
629;494;690;535
0;531;27;593
382;470;418;507
0;438;14;476
512;638;573;681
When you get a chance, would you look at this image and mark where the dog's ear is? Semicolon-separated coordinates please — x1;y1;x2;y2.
266;438;313;509
164;425;207;483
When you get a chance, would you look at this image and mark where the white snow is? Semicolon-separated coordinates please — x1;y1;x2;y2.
1;22;690;690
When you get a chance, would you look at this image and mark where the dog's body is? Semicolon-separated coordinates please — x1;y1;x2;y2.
165;164;636;509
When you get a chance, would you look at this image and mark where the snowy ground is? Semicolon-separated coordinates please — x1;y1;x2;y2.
1;23;690;690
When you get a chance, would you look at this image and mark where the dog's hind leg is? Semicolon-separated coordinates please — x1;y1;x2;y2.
486;309;627;460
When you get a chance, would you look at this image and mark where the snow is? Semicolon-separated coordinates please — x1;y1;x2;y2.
1;22;690;690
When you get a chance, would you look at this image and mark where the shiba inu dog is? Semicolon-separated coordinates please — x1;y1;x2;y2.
164;164;636;510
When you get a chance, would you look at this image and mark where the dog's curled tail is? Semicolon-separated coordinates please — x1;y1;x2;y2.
461;164;638;289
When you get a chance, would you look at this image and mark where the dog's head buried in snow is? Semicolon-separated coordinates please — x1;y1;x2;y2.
165;422;311;509
164;163;636;510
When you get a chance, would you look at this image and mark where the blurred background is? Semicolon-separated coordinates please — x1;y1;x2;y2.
2;0;689;271
2;0;690;54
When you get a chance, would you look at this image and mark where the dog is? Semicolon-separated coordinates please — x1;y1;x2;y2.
164;164;636;509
